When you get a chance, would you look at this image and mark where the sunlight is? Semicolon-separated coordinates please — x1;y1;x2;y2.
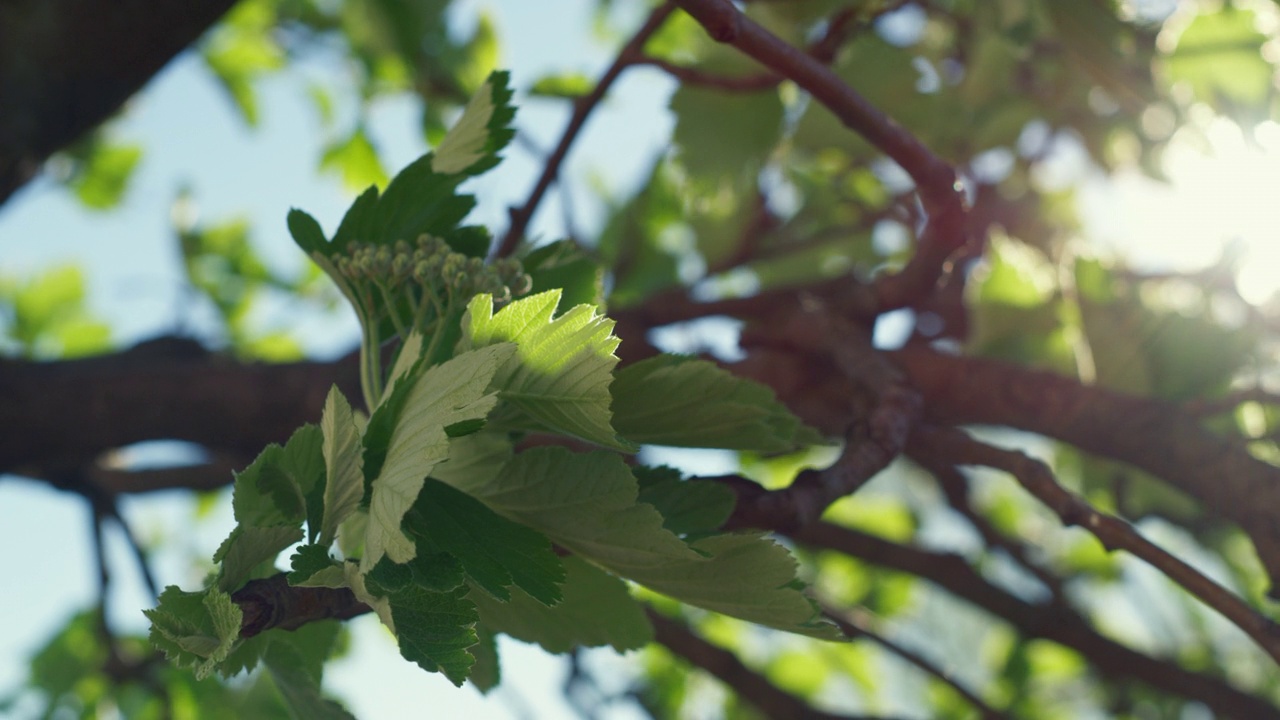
1094;117;1280;305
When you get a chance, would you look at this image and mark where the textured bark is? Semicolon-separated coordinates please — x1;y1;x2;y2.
892;343;1280;593
0;0;240;204
0;337;359;474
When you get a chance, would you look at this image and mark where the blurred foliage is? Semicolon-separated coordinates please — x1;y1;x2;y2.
0;264;111;358
175;196;335;359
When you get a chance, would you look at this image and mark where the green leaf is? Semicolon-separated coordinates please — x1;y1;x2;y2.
288;74;515;264
363;344;516;570
432;70;515;175
388;585;479;687
366;552;466;598
1168;8;1272;108
446;447;701;573
468;624;501;693
321;127;390;192
405;479;564;604
644;533;840;639
635;466;736;538
470;556;653;654
214;525;305;592
529;72;593;98
264;621;354;720
320;386;365;545
670;85;782;182
288;543;342;586
145;587;244;680
200;0;283;125
461;290;634;451
232;444;303;528
455;447;837;638
612;354;824;453
287;209;328;256
522;240;605;311
69;142;143;210
1;264;111;358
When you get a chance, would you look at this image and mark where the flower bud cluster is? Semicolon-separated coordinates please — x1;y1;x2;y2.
334;235;532;306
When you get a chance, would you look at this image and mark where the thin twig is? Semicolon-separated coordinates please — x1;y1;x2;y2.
917;457;1065;600
670;0;969;313
913;425;1280;665
647;609;900;720
496;3;676;258
789;522;1280;719
819;603;1010;720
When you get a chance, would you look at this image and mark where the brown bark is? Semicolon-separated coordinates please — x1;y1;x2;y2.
0;0;240;203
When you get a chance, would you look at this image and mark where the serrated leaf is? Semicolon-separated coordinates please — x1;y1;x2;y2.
214;525;305;592
320;386;364;545
406;479;564;604
389;585;479;686
366;552;465;596
635;466;735;537
455;447;836;638
288;543;340;586
264;621;354;720
344;561;395;631
454;447;701;573
612;354;824;453
470;557;652;654
363;344;516;570
145;587;244;680
461;290;634;451
468;624;501;693
432;70;515;175
642;533;840;639
232;424;324;529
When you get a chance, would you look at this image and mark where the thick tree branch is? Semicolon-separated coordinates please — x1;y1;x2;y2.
893;344;1280;594
233;573;369;638
0;0;241;204
0;337;359;474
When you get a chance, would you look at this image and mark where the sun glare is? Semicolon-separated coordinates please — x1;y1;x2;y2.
1094;117;1280;305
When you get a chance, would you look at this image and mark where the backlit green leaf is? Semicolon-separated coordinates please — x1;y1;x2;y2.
363;344;515;570
612;354;824;453
406;479;564;604
389;585;479;687
320;386;364;545
470;556;653;654
461;290;633;450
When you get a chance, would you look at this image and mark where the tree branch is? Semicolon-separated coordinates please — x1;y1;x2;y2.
232;573;369;639
647;610;894;720
495;2;676;258
0;337;360;474
789;522;1280;719
670;0;969;312
892;344;1280;595
0;0;241;204
819;603;1009;720
913;425;1280;665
